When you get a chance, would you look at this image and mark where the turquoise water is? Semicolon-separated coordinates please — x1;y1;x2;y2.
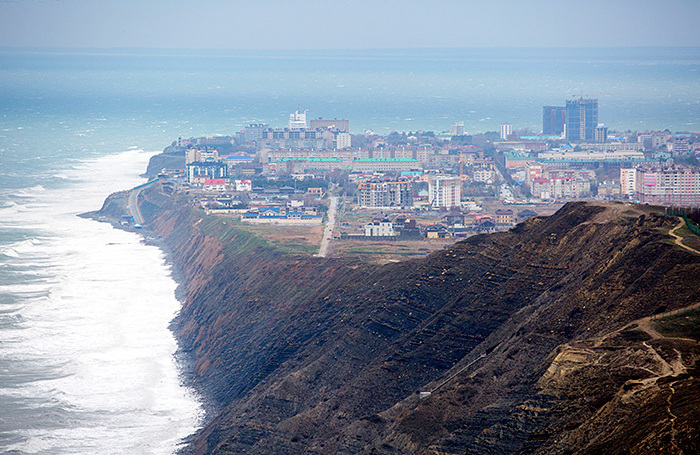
0;47;699;454
2;47;699;139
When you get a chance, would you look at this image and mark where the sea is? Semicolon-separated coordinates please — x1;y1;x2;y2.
0;47;699;454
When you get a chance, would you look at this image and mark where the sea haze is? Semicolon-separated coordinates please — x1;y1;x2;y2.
0;47;698;454
1;47;699;135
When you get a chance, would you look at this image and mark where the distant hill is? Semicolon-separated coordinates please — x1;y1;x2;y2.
129;187;700;454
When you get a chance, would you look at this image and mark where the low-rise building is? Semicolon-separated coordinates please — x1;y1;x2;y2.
234;179;252;192
203;178;226;191
352;158;420;173
598;181;622;199
364;220;396;237
242;206;323;224
505;151;537;169
473;169;496;183
494;209;516;226
425;224;450;238
307;187;323;198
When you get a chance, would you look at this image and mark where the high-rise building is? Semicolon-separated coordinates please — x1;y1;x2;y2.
565;98;598;142
244;124;268;143
499;123;513;140
335;132;351;150
428;176;461;209
595;124;608;143
542;106;565;135
620;168;637;197
289;110;308;129
451;121;465;136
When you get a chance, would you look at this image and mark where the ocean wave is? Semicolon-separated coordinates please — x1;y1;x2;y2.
1;247;20;258
11;185;47;198
0;200;19;208
1;238;42;257
0;282;52;295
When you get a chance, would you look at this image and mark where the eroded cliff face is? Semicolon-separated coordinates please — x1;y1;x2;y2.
136;187;700;454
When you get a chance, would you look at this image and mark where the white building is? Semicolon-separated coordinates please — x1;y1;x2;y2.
336;132;352;150
473;169;496;184
620;168;637;198
500;123;513;140
289;110;308;130
186;147;219;164
234;179;252;192
429;176;461;209
364;220;396;237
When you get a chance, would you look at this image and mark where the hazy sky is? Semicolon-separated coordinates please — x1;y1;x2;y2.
1;0;699;50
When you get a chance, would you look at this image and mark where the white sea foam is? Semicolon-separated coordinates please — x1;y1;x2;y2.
0;148;203;454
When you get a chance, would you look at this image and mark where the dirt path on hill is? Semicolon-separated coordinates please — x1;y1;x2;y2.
669;216;700;255
590;217;700;347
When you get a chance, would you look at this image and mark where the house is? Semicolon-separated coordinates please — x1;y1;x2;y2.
279;186;297;195
364;220;396;237
234;179;252;192
307;187;323;198
258;207;285;218
441;211;465;227
494;209;516;226
425;224;450;238
474;218;496;233
204;178;227;191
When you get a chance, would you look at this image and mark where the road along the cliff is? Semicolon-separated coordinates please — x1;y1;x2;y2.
318;195;338;258
127;179;157;225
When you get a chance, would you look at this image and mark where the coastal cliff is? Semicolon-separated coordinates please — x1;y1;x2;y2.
127;183;699;454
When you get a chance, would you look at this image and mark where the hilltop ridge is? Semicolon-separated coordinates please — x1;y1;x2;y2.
108;184;700;454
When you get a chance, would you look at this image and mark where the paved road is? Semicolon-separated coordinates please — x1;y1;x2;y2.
318;196;338;258
127;180;157;225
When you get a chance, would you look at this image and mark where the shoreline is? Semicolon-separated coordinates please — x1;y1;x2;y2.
80;190;220;452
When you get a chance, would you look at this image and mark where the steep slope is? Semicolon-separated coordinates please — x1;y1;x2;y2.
135;188;700;454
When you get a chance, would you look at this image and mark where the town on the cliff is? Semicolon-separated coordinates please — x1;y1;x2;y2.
137;98;700;249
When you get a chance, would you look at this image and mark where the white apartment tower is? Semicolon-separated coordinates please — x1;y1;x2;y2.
429;176;461;209
336;132;351;150
500;123;513;140
289;110;308;130
620;168;637;198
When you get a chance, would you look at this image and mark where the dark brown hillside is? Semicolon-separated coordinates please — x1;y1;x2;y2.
134;188;700;454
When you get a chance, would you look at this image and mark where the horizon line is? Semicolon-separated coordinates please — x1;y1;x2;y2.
2;45;700;53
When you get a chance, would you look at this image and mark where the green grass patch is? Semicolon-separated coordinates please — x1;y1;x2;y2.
675;224;700;250
653;307;700;341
